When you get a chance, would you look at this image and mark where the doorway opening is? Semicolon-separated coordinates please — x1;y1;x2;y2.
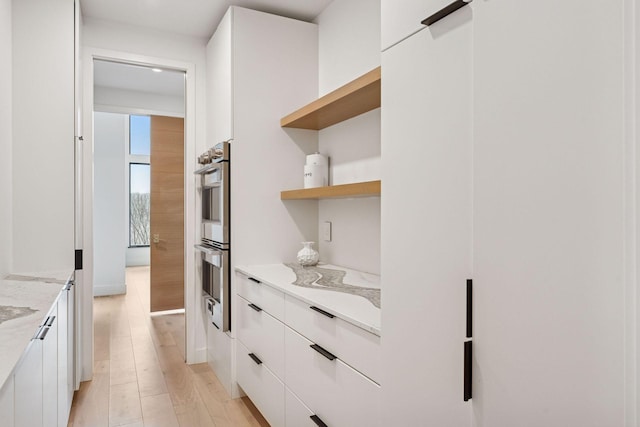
92;60;186;330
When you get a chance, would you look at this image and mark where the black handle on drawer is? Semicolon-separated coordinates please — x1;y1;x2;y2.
248;303;262;312
310;344;337;361
46;316;56;327
310;415;328;427
248;353;262;365
310;306;334;319
248;277;261;284
421;0;473;27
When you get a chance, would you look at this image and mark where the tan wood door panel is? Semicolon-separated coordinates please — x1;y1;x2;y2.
150;115;184;312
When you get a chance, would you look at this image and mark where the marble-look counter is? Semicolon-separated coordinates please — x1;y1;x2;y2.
0;271;73;389
235;263;381;336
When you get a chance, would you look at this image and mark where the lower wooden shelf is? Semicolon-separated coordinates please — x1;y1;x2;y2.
280;180;381;200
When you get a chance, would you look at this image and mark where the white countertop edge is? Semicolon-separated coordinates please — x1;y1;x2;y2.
235;265;382;336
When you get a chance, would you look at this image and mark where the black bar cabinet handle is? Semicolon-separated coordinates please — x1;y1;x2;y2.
248;303;262;312
466;279;472;338
248;277;261;284
464;340;472;401
38;327;50;340
46;316;56;327
310;344;337;361
310;415;328;427
310;306;334;319
248;353;262;365
421;0;473;27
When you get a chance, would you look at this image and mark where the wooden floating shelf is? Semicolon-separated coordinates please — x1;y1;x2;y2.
281;180;381;200
280;66;381;130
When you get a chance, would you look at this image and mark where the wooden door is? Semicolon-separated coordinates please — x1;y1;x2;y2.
150;116;185;312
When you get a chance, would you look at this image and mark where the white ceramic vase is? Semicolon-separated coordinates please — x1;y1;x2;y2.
297;241;319;266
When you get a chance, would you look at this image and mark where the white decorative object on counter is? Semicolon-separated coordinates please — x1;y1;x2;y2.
303;153;328;188
297;242;319;266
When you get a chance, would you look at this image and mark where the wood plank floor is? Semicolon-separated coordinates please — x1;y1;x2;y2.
68;266;269;427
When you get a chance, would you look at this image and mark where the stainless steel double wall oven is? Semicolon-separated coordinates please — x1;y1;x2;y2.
195;141;230;331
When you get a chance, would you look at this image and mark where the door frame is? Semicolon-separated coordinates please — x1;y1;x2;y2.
81;47;200;382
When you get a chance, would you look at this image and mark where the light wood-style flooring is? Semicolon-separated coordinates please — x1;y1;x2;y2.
68;266;268;427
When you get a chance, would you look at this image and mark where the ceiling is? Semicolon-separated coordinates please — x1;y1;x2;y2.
93;60;185;97
80;0;334;40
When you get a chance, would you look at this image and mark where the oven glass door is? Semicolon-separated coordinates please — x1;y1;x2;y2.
195;244;230;331
201;162;229;245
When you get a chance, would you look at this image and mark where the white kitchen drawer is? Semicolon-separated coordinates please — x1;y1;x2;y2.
284;327;380;427
285;387;316;427
236;273;285;321
237;295;285;380
236;340;285;427
284;294;381;384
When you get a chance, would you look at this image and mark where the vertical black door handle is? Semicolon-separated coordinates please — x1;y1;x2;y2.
466;279;472;338
464;340;472;401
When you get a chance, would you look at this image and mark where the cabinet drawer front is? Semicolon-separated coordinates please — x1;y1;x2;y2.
284;327;380;427
237;295;285;380
285;387;317;427
285;295;380;383
237;341;285;427
237;273;285;321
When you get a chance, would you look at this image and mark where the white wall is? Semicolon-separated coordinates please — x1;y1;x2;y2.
93;112;126;296
0;0;11;278
82;17;207;363
314;0;381;274
95;86;184;117
12;0;75;273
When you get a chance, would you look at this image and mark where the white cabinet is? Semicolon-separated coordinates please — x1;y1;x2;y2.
284;327;380;427
382;0;630;424
381;5;473;426
8;282;75;427
236;341;285;427
206;8;233;144
381;0;455;50
284;294;380;384
472;1;626;426
0;377;14;427
235;271;381;427
14;340;43;427
204;6;318;397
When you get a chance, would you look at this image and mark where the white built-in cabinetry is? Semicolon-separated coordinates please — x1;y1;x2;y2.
4;281;75;427
382;0;629;426
203;6;318;397
235;272;380;427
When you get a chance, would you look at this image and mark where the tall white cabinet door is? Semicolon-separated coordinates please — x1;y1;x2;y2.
15;341;43;427
57;290;70;427
0;376;14;427
206;7;233;144
472;1;626;426
381;7;473;427
382;0;463;50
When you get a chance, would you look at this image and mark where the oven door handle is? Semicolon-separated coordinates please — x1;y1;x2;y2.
194;244;222;256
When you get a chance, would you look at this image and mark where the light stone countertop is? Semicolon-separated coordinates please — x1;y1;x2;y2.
0;271;73;389
235;263;381;336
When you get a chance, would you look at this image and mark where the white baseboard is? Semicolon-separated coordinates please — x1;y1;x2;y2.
93;283;126;297
189;346;207;364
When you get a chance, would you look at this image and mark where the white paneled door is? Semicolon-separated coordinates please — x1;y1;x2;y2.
381;5;473;426
472;1;626;426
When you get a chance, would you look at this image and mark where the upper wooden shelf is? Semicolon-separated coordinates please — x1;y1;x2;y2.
281;180;381;200
280;67;381;130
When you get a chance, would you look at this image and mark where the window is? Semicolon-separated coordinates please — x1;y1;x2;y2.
129;116;151;247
